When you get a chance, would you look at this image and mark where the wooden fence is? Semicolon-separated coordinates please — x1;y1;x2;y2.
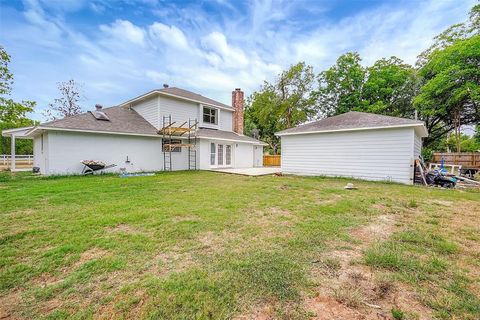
263;155;281;167
432;152;480;168
0;155;34;170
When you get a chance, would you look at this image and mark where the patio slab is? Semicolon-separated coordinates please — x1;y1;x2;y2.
212;167;281;176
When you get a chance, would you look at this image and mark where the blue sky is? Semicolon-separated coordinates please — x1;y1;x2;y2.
0;0;476;121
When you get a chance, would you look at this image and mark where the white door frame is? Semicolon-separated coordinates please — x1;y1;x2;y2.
209;141;233;168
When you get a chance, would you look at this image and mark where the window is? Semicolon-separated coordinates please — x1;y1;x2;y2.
210;143;216;165
203;107;217;124
163;139;182;152
226;145;231;166
217;144;224;166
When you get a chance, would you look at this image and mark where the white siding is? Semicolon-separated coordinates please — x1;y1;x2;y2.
45;131;163;175
133;97;159;129
197;139;258;169
33;133;49;174
253;145;263;167
234;143;254;168
281;128;416;184
219;110;233;131
159;96;198;124
414;132;422;160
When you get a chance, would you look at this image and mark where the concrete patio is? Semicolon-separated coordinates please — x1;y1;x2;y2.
212;167;281;176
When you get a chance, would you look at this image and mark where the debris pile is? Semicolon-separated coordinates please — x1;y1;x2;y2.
414;158;480;189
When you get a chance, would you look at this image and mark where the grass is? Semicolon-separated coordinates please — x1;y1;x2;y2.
0;170;479;319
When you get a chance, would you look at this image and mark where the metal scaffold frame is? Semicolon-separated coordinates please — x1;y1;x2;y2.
160;115;198;171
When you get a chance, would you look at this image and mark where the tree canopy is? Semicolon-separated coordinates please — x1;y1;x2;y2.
0;46;36;155
247;5;479;154
244;62;317;154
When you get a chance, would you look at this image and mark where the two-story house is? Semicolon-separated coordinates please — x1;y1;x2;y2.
5;86;265;175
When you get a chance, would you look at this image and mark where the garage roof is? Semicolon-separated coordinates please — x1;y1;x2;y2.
276;112;428;137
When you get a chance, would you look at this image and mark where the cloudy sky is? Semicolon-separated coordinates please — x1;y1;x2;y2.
0;0;476;121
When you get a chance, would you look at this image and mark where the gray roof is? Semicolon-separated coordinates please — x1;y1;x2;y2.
39;106;158;135
276;112;425;135
159;87;233;110
198;128;265;144
33;107;266;144
119;87;234;110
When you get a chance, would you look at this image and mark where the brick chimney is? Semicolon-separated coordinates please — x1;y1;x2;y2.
232;88;244;135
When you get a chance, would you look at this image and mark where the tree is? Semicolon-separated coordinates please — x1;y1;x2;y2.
362;57;419;118
316;52;365;116
0;46;36;154
414;35;480;148
474;125;480;144
43;79;84;120
245;62;317;154
438;133;480;153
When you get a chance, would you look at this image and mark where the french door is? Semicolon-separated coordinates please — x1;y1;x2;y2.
211;143;232;167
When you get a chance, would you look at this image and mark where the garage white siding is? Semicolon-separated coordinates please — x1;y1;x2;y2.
45;131;164;175
414;132;422;160
33;133;49;174
281;128;416;184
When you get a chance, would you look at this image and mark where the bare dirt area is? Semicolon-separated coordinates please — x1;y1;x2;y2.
305;213;432;320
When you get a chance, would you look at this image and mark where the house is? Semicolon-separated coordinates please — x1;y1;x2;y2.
2;87;266;175
275;112;428;184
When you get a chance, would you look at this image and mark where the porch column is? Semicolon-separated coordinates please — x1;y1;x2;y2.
10;134;15;171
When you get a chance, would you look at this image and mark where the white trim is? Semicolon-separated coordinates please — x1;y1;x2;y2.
197;135;267;145
276;123;428;137
118;90;235;111
27;126;161;138
2;126;35;137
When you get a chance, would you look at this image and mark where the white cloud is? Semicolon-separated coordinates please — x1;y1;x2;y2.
100;19;146;46
149;22;189;49
201;32;249;68
2;0;478;122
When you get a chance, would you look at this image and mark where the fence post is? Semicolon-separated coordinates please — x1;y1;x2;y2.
11;135;15;171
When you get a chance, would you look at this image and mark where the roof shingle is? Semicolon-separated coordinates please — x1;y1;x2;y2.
276;112;425;135
40;106;158;135
159;87;233;110
197;128;265;144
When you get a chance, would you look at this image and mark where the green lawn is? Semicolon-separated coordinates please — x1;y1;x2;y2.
0;171;479;319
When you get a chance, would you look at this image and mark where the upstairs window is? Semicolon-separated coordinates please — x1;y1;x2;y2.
203;107;218;124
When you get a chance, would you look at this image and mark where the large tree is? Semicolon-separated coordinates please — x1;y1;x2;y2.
43;79;84;121
316;52;365;116
0;46;36;155
362;57;419;118
414;35;480;148
245;62;317;154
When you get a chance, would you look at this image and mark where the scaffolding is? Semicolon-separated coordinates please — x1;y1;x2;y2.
160;115;198;171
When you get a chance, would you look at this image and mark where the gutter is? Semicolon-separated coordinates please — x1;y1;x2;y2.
276;123;428;137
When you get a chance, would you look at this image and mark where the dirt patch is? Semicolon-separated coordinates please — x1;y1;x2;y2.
233;304;274;320
305;294;366;320
0;290;22;320
31;248;110;288
304;214;433;319
106;224;139;234
350;215;396;244
147;249;196;277
73;248;109;269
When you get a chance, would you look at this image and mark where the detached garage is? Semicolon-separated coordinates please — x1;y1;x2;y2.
276;112;428;185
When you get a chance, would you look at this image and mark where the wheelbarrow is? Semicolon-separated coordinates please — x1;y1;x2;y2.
81;160;117;175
